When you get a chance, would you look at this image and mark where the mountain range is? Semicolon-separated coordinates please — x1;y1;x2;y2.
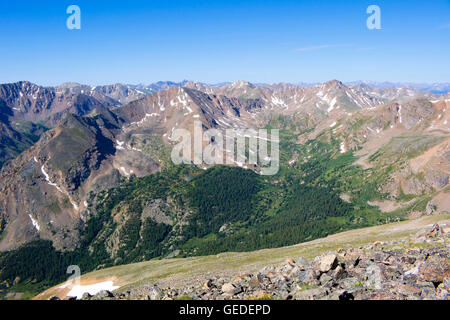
0;79;448;298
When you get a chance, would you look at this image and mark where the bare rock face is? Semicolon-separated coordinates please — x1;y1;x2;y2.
402;177;431;195
141;199;173;226
0;113;121;251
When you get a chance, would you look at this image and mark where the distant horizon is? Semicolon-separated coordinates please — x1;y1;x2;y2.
3;79;450;89
1;1;449;85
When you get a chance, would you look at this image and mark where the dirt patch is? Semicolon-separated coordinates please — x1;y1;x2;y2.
368;199;415;213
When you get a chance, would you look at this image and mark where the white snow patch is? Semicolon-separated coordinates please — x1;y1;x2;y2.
158;95;165;111
64;281;120;300
130;113;160;126
120;167;134;176
70;200;79;211
116;140;125;150
340;142;346;153
41;165;64;193
28;214;40;231
271;95;288;108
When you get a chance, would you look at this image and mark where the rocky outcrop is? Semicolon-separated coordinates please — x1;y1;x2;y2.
79;223;449;301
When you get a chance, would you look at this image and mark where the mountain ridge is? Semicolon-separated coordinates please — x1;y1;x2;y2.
0;78;448;300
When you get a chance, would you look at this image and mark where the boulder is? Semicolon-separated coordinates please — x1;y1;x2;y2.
298;269;315;285
81;292;93;300
202;279;215;290
221;283;241;295
285;258;295;265
95;290;114;299
319;273;333;286
365;264;384;290
395;283;421;297
249;275;262;288
419;256;450;283
436;278;449;300
331;265;346;281
148;286;162;300
425;224;442;238
338;277;361;291
319;254;338;272
344;251;361;268
426;201;437;215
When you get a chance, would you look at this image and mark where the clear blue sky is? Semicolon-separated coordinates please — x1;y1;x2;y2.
0;0;449;86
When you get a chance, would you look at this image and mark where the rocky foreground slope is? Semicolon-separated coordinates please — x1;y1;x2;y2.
48;221;449;301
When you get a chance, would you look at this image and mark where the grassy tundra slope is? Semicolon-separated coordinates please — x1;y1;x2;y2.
35;213;449;300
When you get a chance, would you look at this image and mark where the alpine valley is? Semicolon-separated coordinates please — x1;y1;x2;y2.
0;79;448;299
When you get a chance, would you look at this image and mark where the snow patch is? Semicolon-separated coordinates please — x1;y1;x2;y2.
70;200;79;211
340;142;346;154
28;214;40;231
41;165;64;193
271;95;288;108
64;281;120;300
116;140;125;150
120;167;134;176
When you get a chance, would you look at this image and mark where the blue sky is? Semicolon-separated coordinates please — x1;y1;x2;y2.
0;0;449;85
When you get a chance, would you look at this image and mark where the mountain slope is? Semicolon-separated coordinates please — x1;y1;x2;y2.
0;111;123;251
34;214;449;300
0;80;448;300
